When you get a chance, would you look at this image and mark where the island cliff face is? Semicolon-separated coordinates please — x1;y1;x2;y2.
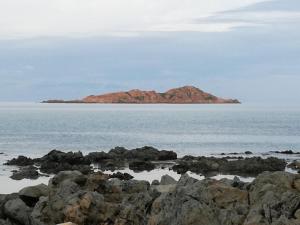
44;86;240;104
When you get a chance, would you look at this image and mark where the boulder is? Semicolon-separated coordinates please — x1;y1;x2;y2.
160;175;177;185
4;198;32;225
19;184;48;207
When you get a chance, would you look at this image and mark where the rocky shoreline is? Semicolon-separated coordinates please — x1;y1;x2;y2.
4;146;291;181
1;147;300;225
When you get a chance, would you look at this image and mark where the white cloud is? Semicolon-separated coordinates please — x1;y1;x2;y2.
0;0;267;39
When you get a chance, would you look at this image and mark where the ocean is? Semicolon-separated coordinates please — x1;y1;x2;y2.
0;102;299;193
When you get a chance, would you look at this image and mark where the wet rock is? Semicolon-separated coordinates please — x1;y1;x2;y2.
244;151;253;155
173;156;286;176
129;160;155;171
10;165;40;180
5;155;34;166
19;184;48;207
109;172;133;180
160;174;177;185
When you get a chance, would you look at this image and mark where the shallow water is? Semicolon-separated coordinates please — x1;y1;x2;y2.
0;103;299;193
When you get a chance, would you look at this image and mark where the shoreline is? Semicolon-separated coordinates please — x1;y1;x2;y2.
1;146;299;193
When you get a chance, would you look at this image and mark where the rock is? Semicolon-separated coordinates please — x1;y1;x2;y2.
160;175;177;185
158;150;177;160
51;171;87;186
38;150;91;174
3;170;300;225
109;146;177;161
0;193;19;218
19;184;48;207
295;209;300;219
86;151;111;162
173;156;286;176
151;180;160;185
5;155;34;166
57;223;78;225
10;165;40;180
4;198;32;225
288;160;300;170
129;160;155;171
273;150;299;154
245;151;253;155
109;172;133;180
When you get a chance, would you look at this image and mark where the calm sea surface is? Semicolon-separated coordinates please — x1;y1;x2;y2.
0;102;300;193
0;102;300;157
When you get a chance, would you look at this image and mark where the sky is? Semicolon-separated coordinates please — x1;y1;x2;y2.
0;0;299;103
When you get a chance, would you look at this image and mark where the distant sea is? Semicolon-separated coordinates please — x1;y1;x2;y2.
0;102;300;157
1;102;300;193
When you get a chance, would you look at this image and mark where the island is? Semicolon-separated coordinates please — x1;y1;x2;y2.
43;86;240;104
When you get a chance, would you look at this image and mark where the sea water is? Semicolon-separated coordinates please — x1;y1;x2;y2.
0;103;299;193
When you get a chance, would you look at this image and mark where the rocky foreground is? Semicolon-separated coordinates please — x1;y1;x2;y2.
2;147;300;224
43;86;240;104
1;170;300;225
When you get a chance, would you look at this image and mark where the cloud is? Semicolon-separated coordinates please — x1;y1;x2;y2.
0;0;267;39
